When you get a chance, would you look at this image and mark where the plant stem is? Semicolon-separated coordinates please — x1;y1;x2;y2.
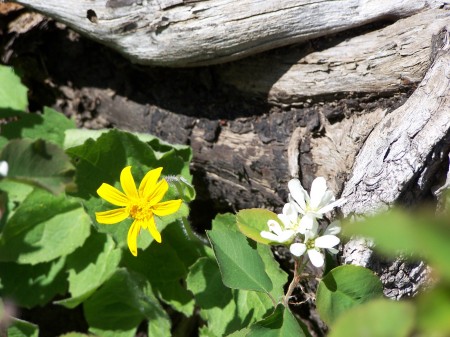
283;257;304;308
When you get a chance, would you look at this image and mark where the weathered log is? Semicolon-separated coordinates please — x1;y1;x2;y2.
341;29;450;298
219;9;450;104
6;0;445;66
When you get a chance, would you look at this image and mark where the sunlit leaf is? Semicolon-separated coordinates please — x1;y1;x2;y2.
343;209;450;281
236;208;280;244
316;265;383;325
0;188;91;264
0;65;27;111
207;215;273;293
328;299;415;337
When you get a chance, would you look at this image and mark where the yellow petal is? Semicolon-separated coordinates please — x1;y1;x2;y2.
97;183;129;206
138;167;163;198
120;166;138;200
145;216;161;243
153;199;182;216
147;179;169;205
127;220;141;256
95;208;128;224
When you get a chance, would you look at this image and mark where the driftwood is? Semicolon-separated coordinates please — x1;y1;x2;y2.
219;9;450;104
6;0;446;66
341;31;450;299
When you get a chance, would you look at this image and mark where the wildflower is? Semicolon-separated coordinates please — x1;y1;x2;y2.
289;220;341;267
260;203;298;243
288;177;345;234
0;161;8;177
95;166;182;256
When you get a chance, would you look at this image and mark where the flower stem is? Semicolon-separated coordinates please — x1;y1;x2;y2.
283;257;305;308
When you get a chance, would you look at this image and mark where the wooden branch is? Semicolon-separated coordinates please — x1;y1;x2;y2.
340;30;450;298
219;9;450;104
9;0;445;66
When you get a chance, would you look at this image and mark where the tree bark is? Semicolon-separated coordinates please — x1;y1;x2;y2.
6;0;446;66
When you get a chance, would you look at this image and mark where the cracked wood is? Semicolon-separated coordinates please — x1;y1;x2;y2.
8;0;445;66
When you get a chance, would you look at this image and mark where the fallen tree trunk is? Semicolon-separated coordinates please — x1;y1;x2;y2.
6;0;445;66
219;9;450;104
340;29;450;299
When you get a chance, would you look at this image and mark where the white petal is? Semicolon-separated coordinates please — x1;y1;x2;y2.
318;190;335;209
308;249;325;267
309;177;327;209
290;243;306;257
288;179;308;211
267;220;283;235
327;247;339;255
260;231;280;242
278;230;295;243
318;197;346;214
315;235;340;249
282;203;298;223
298;214;316;234
277;213;290;228
289;196;305;215
0;161;8;177
324;221;341;235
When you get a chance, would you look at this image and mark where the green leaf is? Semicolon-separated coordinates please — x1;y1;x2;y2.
59;334;90;337
225;328;251;337
416;286;450;336
84;269;171;337
236;209;280;244
246;305;307;337
0;65;27;111
0;138;75;194
343;209;450;281
256;244;288;301
328;299;415;337
316;265;383;325
7;318;39;337
122;234;194;316
0;188;91;264
55;231;122;309
0;107;75;146
207;218;273;293
0;180;34;225
186;257;238;336
0;257;67;308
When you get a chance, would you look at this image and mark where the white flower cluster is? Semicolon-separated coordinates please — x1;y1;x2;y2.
0;161;8;177
261;177;345;268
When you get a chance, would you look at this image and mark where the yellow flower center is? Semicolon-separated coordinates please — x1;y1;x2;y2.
128;201;152;221
305;239;315;250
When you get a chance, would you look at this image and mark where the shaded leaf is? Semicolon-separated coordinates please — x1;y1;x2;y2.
246;305;306;337
0;257;67;308
7;318;38;337
0;139;74;194
84;269;170;337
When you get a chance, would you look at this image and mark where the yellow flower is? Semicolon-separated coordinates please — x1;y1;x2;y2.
95;166;182;256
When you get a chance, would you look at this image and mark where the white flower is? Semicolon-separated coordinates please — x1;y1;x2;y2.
289;220;341;267
0;161;8;177
288;177;345;234
261;219;295;243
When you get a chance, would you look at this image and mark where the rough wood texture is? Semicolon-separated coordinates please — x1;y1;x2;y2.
341;31;450;299
219;9;450;104
7;0;445;66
